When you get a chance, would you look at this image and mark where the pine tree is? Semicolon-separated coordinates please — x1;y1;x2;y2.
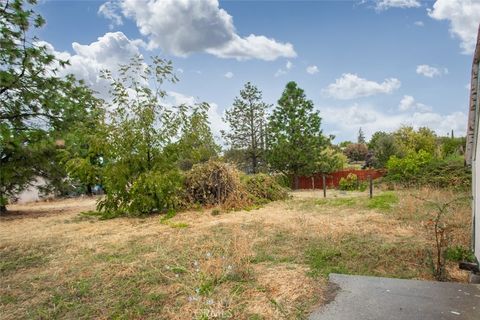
222;82;270;173
358;127;366;144
267;81;328;187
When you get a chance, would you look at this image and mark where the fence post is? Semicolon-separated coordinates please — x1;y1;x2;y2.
322;174;326;198
369;175;373;199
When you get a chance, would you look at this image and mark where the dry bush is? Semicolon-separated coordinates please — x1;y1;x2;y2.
184;161;251;210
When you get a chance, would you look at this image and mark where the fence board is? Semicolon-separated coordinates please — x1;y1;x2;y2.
296;169;385;189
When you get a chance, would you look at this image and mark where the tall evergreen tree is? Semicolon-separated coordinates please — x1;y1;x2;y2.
267;81;327;187
357;127;366;144
0;0;102;212
222;82;270;173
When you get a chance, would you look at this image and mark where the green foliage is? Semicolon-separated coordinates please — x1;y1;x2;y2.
357;127;366;144
267;82;328;178
386;152;470;190
316;147;347;173
127;170;184;216
338;173;366;191
343;143;368;162
386;150;433;184
0;0;102;210
168;108;220;171
367;192;398;211
418;156;470;190
242;173;289;204
439;136;465;158
369;133;402;168
222;82;270;173
394;126;437;155
444;245;475;262
94;56;203;217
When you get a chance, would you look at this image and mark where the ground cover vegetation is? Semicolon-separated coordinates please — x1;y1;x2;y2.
0;2;475;319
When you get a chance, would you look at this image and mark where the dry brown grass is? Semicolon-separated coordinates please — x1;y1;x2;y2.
0;187;472;319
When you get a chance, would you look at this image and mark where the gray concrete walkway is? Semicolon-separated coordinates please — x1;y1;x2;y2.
310;274;480;320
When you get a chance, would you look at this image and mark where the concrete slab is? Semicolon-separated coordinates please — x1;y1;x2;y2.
310;274;480;320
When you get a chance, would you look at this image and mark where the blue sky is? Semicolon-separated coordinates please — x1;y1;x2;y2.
35;0;480;142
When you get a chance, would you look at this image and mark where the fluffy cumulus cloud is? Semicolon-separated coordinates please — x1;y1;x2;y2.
416;64;448;78
224;71;234;79
428;0;480;54
375;0;421;11
398;95;432;112
306;65;319;75
98;1;123;29
322;104;467;140
274;60;293;77
113;0;295;60
41;32;143;98
414;21;424;27
323;73;401;100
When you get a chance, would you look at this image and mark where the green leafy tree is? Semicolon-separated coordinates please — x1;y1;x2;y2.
394;126;437;155
343;143;368;162
316;147;347;173
222;82;270;173
167;107;220;170
0;0;101;212
267;81;327;187
97;55;196;216
368;132;402;168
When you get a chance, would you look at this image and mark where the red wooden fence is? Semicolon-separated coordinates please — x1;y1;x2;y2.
296;169;385;189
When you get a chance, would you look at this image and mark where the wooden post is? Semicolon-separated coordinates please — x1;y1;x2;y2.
322;174;326;198
369;175;373;199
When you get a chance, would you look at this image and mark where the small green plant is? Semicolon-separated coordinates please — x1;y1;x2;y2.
211;209;221;216
338;173;363;191
444;245;475;262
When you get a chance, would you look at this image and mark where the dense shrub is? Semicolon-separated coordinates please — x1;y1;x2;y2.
385;150;432;184
385;153;470;190
417;157;470;190
242;173;289;204
185;160;248;208
338;173;366;191
98;169;184;217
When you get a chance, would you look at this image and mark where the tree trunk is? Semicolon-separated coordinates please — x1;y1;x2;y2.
0;204;6;215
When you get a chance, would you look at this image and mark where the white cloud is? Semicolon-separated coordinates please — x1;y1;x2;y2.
416;64;447;78
41;32;143;98
428;0;480;54
414;21;424;27
118;0;296;60
323;73;401;100
274;68;287;77
177;68;184;74
224;71;234;79
306;65;319;75
286;61;293;70
322;104;467;140
98;1;123;29
375;0;421;11
398;95;432;112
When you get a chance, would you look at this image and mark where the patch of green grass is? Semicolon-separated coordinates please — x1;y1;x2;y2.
0;244;52;274
367;192;398;211
305;233;427;279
